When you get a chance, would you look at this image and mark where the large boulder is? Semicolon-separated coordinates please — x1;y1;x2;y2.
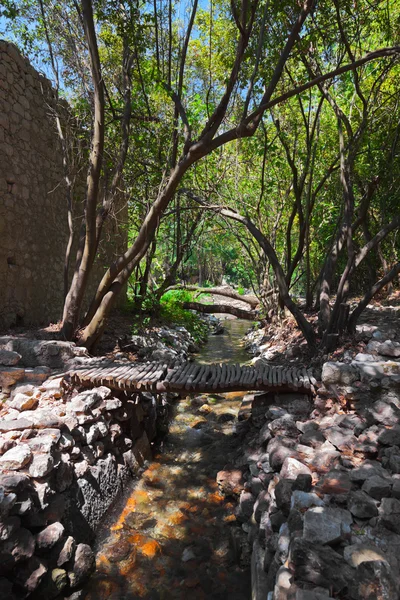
0;338;88;369
322;362;359;385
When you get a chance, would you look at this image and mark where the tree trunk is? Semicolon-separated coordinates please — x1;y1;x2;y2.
61;0;105;339
182;301;258;320
166;285;260;308
348;262;400;332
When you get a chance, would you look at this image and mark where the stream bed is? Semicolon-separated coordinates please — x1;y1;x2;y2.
83;319;252;600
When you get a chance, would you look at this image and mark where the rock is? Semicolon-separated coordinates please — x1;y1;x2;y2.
268;415;299;438
251;538;269;600
0;492;16;517
24;366;52;384
312;441;340;473
1;340;77;369
0;473;31;492
0;444;32;470
253;490;270;522
74;459;90;478
324;426;357;452
29;453;54;478
287;396;311;419
122;449;140;476
317;470;352;495
57;536;75;567
392;479;400;499
35;522;64;551
40;377;64;398
0;528;35;570
217;469;245;496
348;491;378;519
350;560;397;600
375;340;400;358
274;566;292;600
379;497;400;534
27;409;65;430
59;432;75;451
0;367;25;391
289;538;355;594
287;508;304;534
68;543;95;588
104;398;122;411
237;491;255;521
343;543;388;568
0;437;15;456
0;516;20;541
362;476;392;500
51;568;68;593
270;510;286;532
291;491;324;511
26;429;61;453
9;392;38;411
378;425;400;446
280;457;312;480
354;353;377;363
293;474;312;492
350;461;391;483
14;556;47;592
322;362;359;385
181;547;196;562
132;431;152;465
275;479;294;515
303;507;352;545
0;350;22;366
198;403;213;415
0;418;34;433
299;428;326;448
367;401;400;426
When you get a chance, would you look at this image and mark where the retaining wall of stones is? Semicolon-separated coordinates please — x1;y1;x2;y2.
0;40;127;329
0;370;158;599
219;377;400;600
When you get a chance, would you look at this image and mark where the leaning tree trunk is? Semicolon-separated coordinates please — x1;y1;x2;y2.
182;301;258;320
348;262;400;332
61;0;105;340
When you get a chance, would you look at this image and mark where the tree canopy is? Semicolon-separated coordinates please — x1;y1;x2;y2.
2;0;400;350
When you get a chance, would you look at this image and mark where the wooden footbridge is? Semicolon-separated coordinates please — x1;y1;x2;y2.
66;361;318;395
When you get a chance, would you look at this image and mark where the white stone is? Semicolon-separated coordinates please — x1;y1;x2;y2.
280;457;312;480
0;444;32;470
29;453;54;478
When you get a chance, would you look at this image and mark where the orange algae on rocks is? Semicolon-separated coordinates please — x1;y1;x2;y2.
135;490;151;504
167;510;187;525
140;539;162;558
119;551;137;576
208;491;224;504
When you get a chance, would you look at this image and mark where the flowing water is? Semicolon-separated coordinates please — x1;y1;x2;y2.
84;319;252;600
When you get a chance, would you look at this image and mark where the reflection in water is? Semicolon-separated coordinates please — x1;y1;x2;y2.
196;318;252;365
84;318;252;600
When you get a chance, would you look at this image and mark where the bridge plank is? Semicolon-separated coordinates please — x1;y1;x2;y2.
190;364;205;390
66;359;317;396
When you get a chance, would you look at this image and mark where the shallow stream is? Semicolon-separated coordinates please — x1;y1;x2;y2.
84;319;252;600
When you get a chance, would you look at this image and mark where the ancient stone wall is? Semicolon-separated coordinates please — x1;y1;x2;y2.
0;342;158;598
0;40;127;329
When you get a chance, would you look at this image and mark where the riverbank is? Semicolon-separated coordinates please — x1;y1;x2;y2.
1;296;400;600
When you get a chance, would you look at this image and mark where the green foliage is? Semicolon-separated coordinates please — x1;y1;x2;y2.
159;290;209;343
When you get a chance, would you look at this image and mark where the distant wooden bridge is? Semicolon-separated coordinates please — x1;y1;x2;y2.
66;361;318;395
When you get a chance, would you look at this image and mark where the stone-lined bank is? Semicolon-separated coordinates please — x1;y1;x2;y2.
219;376;400;599
0;334;181;600
0;377;160;600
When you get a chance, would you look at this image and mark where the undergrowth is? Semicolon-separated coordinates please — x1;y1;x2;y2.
159;290;209;343
127;289;209;344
